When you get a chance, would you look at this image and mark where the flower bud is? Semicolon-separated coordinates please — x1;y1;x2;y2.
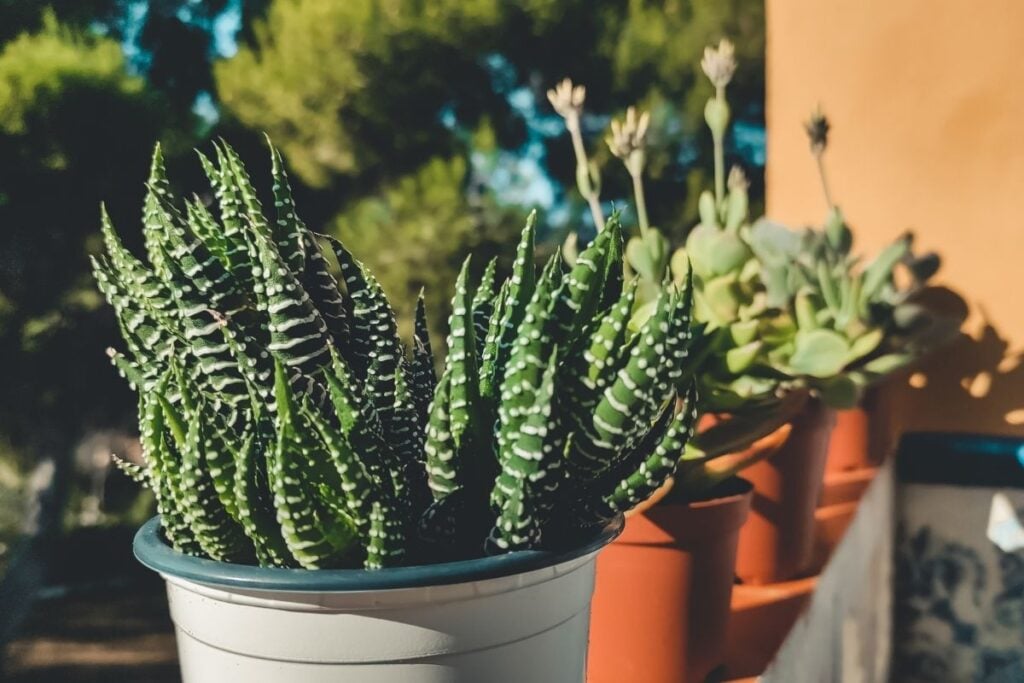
704;97;730;138
547;78;586;120
701;39;737;90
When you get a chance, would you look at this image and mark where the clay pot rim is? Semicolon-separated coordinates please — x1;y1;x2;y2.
675;476;754;509
823;465;879;486
616;477;754;547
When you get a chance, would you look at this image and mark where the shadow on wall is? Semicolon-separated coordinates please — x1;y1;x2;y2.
886;287;1024;437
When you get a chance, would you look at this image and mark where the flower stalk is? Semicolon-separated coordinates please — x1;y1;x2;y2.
805;106;834;210
607;106;651;236
701;39;737;209
548;78;605;230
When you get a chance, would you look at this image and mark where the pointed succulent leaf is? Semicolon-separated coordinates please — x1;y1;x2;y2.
304;402;380;538
492;213;538;383
410;292;437;425
365;501;406;569
140;390;200;555
232;425;294;567
556;218;622;344
159;393;253;563
496;257;563;463
203;414;245;523
387;364;431;518
571;289;677;474
111;454;150;486
197;148;254;289
488;348;565;553
478;279;510;402
184;197;230;269
140;145;185;278
299;232;350;347
424;371;458;498
446;257;483;448
472;257;498;356
268;361;358;568
160;251;249;403
219;140;272;241
267;139;307;273
567;278;638;419
253;233;332;397
601;383;698;516
327;236;403;402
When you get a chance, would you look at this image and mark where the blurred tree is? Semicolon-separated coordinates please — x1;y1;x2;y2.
215;0;506;188
136;2;222;116
335;153;524;343
0;13;169;478
215;0;765;337
0;1;765;515
0;1;119;45
0;1;252;117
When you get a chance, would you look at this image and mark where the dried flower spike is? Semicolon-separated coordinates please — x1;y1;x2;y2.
547;78;586;121
805;107;830;155
701;39;737;90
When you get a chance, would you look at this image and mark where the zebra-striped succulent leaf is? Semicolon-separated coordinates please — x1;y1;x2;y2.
487;348;565;553
472;257;498;355
158;391;253;563
410;292;437;425
232;425;294;567
268;361;356;569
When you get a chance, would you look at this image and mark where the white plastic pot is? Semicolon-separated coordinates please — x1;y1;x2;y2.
133;517;621;682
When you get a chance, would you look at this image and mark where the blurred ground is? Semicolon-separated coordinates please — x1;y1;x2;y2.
1;526;179;682
4;585;178;683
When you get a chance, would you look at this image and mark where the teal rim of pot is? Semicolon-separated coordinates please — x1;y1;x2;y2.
134;515;623;592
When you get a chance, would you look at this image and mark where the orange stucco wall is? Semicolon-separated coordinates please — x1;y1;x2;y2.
765;0;1024;435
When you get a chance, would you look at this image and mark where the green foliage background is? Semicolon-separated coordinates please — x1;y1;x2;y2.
0;0;763;527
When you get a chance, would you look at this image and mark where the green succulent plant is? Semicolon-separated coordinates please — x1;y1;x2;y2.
552;42;795;419
558;39;958;420
740;107;960;407
96;142;704;569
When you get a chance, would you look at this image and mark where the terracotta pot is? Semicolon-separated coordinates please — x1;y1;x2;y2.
825;406;871;473
587;478;753;683
735;399;836;584
723;575;818;678
825;386;899;473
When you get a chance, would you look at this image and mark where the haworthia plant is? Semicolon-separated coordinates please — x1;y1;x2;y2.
422;214;702;556
97;142;432;569
100;142;704;569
